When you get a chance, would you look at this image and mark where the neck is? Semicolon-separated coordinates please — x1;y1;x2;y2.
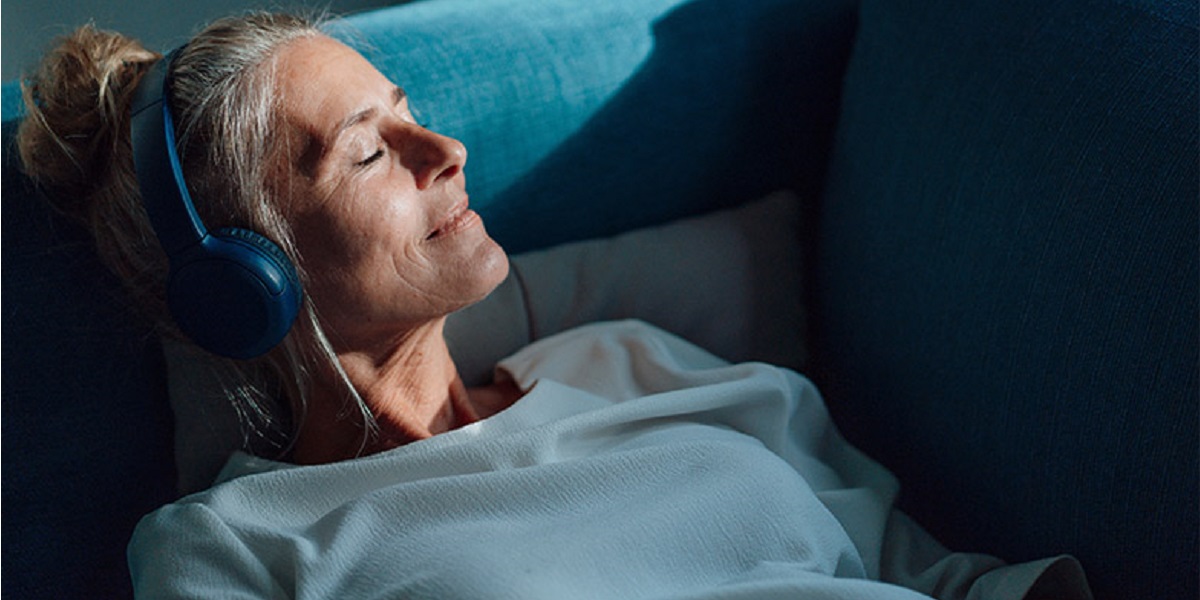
290;317;481;464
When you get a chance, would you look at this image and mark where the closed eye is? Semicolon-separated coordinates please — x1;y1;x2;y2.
356;148;385;167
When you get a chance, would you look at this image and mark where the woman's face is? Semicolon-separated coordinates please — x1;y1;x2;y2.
271;35;508;348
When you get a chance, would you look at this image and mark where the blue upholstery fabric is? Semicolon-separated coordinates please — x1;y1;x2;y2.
331;0;856;253
810;0;1198;598
0;81;21;120
1;122;177;598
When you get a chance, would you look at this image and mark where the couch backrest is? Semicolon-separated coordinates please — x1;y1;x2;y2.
809;0;1199;597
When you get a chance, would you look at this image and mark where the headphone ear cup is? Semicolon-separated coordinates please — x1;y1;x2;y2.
166;228;302;359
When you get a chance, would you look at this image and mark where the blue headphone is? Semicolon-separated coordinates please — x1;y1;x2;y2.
129;54;302;360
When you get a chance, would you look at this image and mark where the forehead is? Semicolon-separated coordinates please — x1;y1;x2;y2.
273;35;391;132
271;36;394;176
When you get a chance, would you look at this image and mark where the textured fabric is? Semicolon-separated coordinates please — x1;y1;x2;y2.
1;121;178;598
330;0;856;253
130;321;1090;600
811;1;1198;598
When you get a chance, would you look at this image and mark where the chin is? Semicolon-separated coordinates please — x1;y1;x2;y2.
454;235;510;311
474;238;511;299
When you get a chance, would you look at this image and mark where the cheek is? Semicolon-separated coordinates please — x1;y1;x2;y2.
296;202;429;296
295;177;419;259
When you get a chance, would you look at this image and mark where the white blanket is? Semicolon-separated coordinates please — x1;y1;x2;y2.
129;321;1090;599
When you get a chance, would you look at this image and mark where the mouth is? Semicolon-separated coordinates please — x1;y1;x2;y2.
425;199;479;241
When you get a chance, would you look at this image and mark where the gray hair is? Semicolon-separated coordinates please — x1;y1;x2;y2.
18;12;377;456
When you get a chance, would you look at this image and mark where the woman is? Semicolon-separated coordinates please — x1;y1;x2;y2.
17;12;1091;600
20;13;520;464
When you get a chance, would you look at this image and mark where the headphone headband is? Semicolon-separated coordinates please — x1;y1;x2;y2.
130;53;208;256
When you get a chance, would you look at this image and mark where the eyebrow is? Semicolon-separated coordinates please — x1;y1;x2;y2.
331;86;408;146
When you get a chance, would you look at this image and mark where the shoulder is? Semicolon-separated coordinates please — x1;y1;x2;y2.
128;499;285;598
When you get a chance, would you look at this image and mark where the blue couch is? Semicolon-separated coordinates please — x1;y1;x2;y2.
3;0;1195;598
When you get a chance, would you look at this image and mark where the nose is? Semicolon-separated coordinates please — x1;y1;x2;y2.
396;124;467;190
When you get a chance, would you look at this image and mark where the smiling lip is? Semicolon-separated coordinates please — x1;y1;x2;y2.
426;199;479;241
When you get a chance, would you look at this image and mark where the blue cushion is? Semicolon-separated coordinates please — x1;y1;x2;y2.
332;0;855;254
1;81;21;121
812;0;1198;597
1;121;177;598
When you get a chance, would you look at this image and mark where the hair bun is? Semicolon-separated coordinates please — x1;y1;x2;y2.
17;24;159;212
16;24;170;304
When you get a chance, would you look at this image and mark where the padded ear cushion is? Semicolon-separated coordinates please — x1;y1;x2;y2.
166;227;302;359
